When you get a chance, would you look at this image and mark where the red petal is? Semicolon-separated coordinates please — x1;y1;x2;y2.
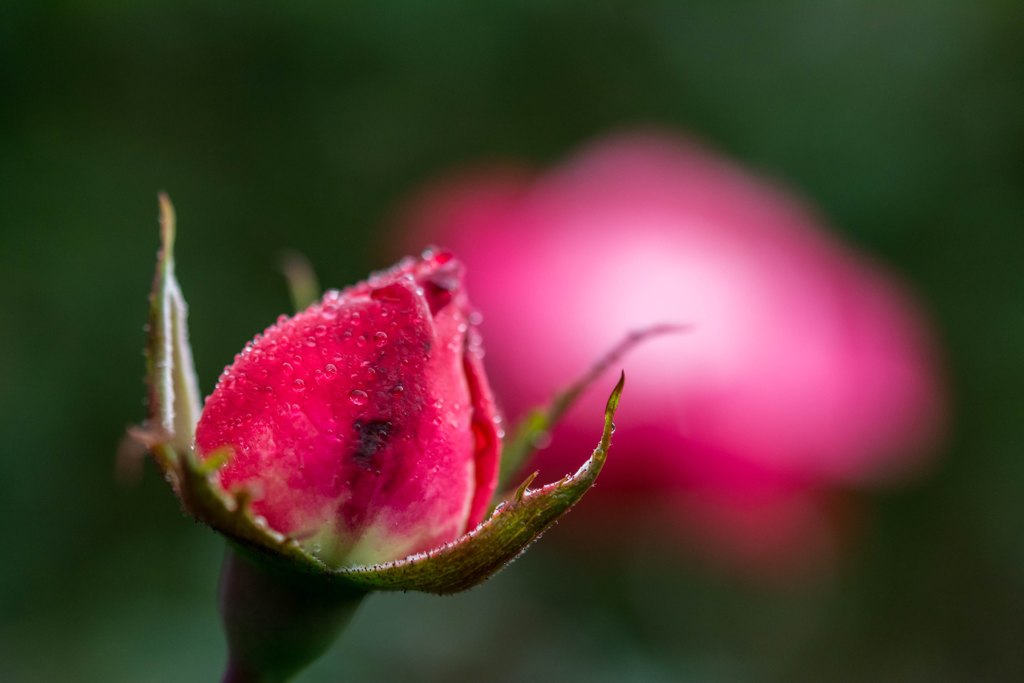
195;252;501;565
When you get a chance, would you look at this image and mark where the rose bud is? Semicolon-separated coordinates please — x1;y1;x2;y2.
135;194;626;682
397;131;946;577
195;250;501;567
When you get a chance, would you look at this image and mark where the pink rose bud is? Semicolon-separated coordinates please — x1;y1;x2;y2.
398;132;945;576
195;252;501;567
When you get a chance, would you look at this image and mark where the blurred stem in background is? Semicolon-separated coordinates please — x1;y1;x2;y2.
279;250;321;313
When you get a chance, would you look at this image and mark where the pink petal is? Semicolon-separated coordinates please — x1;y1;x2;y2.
195;252;501;566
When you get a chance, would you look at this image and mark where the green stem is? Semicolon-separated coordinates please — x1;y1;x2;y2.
219;545;365;683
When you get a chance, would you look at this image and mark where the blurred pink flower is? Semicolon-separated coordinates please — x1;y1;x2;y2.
396;132;944;577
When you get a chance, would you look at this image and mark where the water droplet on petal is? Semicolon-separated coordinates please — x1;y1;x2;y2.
292;378;306;393
374;331;388;347
349;389;368;406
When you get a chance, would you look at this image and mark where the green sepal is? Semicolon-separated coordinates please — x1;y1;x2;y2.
498;324;684;492
132;196;314;564
332;373;624;594
177;448;321;567
138;193;202;476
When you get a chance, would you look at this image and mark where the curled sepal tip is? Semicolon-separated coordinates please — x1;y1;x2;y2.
333;372;624;595
136;193;202;476
498;324;684;491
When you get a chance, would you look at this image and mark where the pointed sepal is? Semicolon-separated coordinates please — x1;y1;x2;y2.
498;324;684;491
131;197;314;563
135;193;202;477
331;373;624;594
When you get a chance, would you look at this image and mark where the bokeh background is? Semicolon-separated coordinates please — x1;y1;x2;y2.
1;1;1022;681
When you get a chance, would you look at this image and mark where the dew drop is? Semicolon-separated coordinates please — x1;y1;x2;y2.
305;336;317;348
314;324;327;337
374;331;388;347
324;363;338;377
292;378;306;393
349;389;369;406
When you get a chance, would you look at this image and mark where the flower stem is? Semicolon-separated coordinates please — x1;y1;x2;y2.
219;545;365;683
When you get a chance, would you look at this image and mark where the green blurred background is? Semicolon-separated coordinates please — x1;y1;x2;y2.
1;1;1022;681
